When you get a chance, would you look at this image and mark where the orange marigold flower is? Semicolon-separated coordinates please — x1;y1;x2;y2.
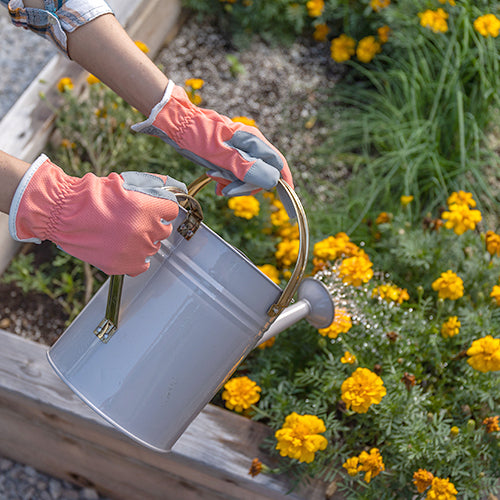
57;77;73;92
485;230;500;257
341;351;357;364
474;14;500;38
232;116;257;127
358;448;385;483
378;25;391;44
341;367;386;413
306;0;324;17
442;203;482;235
258;264;280;284
134;40;149;53
413;469;434;493
330;34;356;63
490;285;500;306
431;270;463;300
342;456;360;476
318;308;352;339
483;416;500;433
447;190;476;207
418;8;449;33
275;413;328;463
222;376;261;412
466;335;500;373
370;0;390;12
228;196;260;219
356;36;382;64
313;23;330;42
441;316;460;339
338;252;374;287
248;458;262;477
426;477;457;500
86;73;100;85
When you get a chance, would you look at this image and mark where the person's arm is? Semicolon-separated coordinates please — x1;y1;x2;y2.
0;152;29;214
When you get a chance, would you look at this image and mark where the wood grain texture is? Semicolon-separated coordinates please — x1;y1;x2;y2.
0;329;329;500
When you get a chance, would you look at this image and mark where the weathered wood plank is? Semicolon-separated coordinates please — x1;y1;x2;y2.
0;329;328;500
0;0;182;274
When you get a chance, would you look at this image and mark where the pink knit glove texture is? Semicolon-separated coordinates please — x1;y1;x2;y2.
9;155;185;277
131;80;294;197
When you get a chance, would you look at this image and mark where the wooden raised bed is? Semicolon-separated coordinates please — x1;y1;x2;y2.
0;2;334;498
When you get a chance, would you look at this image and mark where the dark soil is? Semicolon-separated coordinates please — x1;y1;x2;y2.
0;280;68;346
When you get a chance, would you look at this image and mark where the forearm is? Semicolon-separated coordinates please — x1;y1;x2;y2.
0;151;30;214
67;14;168;116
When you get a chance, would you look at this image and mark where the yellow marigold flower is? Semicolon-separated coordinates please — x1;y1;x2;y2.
375;212;391;224
447;190;476;208
370;0;390;12
431;270;464;300
341;351;357;364
275;413;328;463
413;469;434;494
232;116;257;127
372;284;409;304
57;77;73;92
330;34;356;63
438;0;455;4
400;195;414;206
338;252;374;287
442;203;482;235
270;199;289;227
356;36;382;64
426;477;457;500
441;316;460;339
377;25;391;44
222;376;261;412
418;8;449;33
258;264;280;284
490;285;500;305
318;308;352;339
341;367;386;413
134;40;149;53
86;73;100;85
313;23;330;42
313;232;358;261
466;335;500;373
94;107;107;118
342;456;360;476
483;416;500;433
60;139;76;149
185;78;204;90
358;448;385;483
187;91;202;105
277;222;299;240
485;230;500;257
228;196;260;219
306;0;324;17
474;14;500;38
257;337;276;350
275;239;300;268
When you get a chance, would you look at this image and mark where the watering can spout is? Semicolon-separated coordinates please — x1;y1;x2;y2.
256;277;335;347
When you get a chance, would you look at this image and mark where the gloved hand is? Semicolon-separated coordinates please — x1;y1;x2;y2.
131;80;294;197
9;154;186;277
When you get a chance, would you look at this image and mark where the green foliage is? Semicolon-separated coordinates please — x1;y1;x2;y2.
231;198;500;499
320;0;500;222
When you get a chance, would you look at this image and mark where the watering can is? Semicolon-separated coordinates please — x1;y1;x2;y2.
47;175;335;452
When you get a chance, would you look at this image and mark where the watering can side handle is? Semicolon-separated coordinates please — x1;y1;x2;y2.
188;175;309;318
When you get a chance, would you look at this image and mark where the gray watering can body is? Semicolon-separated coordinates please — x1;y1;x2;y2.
47;176;334;452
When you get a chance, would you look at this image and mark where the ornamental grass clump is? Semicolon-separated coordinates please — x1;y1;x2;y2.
221;189;500;499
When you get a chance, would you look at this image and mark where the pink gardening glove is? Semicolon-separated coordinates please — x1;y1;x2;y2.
131;80;294;197
9;154;185;277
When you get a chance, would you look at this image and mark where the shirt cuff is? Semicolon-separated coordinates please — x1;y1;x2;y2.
6;0;114;55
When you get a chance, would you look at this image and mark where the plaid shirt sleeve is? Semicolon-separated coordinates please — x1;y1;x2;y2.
1;0;113;54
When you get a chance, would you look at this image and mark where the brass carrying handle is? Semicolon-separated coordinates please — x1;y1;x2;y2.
187;174;309;318
94;175;308;342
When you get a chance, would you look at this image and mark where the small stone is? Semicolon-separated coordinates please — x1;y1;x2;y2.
81;487;100;499
49;478;62;499
0;317;11;329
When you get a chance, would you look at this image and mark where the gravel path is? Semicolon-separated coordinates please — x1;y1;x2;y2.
0;12;341;500
0;10;56;119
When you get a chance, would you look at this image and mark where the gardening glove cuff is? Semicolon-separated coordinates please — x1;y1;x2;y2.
9;154;186;277
131;79;294;197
